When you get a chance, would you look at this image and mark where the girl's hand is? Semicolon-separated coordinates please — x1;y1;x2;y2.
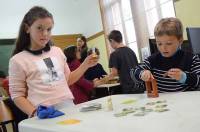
167;68;183;81
93;78;103;87
141;70;154;81
82;54;99;69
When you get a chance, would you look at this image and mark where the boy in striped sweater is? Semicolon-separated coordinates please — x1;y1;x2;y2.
134;17;200;92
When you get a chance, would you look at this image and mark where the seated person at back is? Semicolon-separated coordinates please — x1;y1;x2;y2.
134;17;200;92
77;36;88;63
0;71;6;87
64;45;102;104
84;48;107;81
2;77;9;96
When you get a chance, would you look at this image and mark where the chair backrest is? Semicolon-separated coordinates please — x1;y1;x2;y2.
0;99;14;122
0;86;8;97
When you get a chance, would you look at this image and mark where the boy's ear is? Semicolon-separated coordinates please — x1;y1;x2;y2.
179;37;184;45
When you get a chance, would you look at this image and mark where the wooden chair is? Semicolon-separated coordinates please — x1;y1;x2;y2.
0;99;17;132
0;87;8;97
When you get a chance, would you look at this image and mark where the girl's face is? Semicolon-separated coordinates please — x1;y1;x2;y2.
76;50;81;60
26;17;53;50
77;38;85;48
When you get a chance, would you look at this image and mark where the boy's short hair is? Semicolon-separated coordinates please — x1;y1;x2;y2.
108;30;123;43
154;17;183;39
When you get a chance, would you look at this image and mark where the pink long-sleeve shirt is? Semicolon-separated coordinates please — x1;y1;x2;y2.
9;46;74;107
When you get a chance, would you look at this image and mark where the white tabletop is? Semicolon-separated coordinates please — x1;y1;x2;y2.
19;91;200;132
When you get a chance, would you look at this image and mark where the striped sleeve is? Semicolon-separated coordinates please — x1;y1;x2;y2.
185;55;200;87
134;58;151;81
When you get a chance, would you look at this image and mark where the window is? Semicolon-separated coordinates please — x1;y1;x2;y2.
101;0;140;60
144;0;175;37
101;0;176;61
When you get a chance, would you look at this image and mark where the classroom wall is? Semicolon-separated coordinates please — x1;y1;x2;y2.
52;34;81;49
0;0;104;75
76;0;103;37
0;40;15;76
174;0;200;39
0;0;102;38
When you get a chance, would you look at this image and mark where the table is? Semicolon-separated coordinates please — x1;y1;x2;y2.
19;91;200;132
96;83;120;89
95;83;121;97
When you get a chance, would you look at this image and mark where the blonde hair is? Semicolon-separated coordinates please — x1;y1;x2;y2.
154;17;183;39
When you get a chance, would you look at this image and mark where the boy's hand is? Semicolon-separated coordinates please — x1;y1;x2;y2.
167;68;184;81
141;70;154;81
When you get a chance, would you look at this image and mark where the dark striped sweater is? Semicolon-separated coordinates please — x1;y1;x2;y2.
134;50;200;92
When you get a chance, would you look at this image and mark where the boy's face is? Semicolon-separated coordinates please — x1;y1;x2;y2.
156;35;183;57
109;39;117;49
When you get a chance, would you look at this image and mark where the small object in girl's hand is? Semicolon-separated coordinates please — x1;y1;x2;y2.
92;47;98;59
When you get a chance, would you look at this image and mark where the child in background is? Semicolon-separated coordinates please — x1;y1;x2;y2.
2;76;9;96
84;47;107;81
134;17;200;92
108;30;140;94
9;6;98;119
63;46;103;104
77;36;88;63
0;71;6;87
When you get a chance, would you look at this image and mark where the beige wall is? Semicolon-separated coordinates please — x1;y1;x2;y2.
175;0;200;39
87;34;109;73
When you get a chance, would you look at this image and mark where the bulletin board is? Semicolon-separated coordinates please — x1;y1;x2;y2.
0;39;15;76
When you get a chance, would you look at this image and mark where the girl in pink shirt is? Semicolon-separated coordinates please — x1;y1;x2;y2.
9;6;98;119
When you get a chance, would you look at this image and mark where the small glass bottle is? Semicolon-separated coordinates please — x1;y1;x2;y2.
107;96;113;111
92;47;98;59
145;78;159;98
